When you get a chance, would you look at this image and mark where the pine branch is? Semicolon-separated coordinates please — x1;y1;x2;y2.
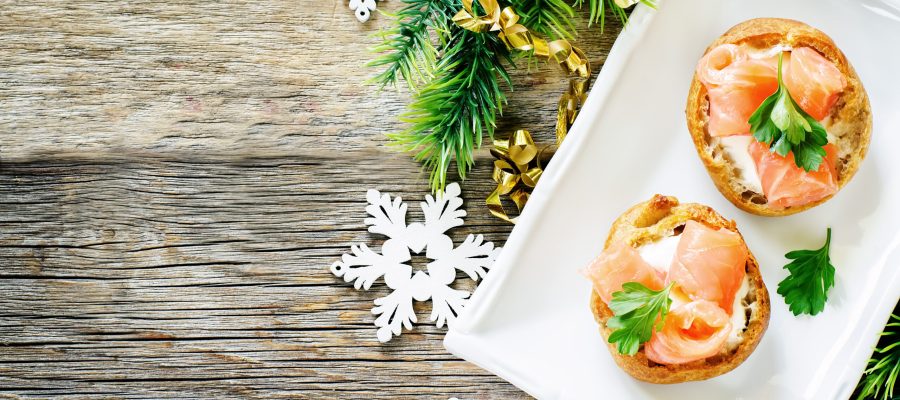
367;0;454;90
574;0;655;32
389;27;512;192
854;301;900;400
506;0;577;40
374;0;587;192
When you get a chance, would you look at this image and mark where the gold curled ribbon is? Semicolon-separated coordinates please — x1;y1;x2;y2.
453;0;592;144
454;0;591;223
487;129;553;224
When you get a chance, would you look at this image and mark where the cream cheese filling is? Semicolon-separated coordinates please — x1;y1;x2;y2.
637;235;680;275
717;135;763;194
636;236;750;351
748;44;793;59
716;115;841;198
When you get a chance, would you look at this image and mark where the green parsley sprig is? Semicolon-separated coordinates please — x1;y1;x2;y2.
749;53;829;172
607;282;673;355
777;227;836;316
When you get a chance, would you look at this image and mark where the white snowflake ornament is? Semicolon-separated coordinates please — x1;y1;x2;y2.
349;0;377;22
331;183;501;342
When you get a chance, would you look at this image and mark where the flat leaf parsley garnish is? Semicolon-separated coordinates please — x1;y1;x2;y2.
777;228;836;316
749;52;829;172
607;282;673;356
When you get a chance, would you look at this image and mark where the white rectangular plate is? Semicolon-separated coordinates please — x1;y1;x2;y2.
444;1;900;399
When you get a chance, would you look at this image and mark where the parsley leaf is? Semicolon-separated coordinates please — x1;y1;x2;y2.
777;228;836;316
606;282;673;356
748;53;829;172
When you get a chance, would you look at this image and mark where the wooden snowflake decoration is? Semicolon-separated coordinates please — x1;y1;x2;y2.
331;183;501;342
349;0;377;22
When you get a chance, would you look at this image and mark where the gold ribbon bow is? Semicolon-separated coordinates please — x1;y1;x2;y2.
453;0;592;144
486;129;549;223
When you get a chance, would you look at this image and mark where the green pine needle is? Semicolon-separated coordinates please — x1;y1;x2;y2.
855;301;900;400
374;0;655;192
389;27;512;193
573;0;656;32
506;0;577;40
367;0;454;90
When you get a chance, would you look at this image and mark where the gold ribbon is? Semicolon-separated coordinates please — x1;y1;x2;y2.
454;0;592;223
453;0;592;144
486;129;552;223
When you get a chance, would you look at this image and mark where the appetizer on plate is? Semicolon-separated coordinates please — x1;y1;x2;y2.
584;195;770;383
686;18;872;216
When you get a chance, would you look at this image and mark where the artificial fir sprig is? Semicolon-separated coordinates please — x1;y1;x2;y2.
854;301;899;400
507;0;577;40
370;0;648;192
574;0;655;32
368;0;453;90
390;28;512;191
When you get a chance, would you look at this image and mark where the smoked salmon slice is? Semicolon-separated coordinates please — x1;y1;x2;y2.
697;44;778;137
584;241;665;304
748;141;839;209
697;45;845;136
644;299;732;364
667;221;747;314
783;47;847;121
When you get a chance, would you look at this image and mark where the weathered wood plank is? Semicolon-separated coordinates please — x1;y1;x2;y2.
0;154;528;398
0;1;621;159
0;0;624;398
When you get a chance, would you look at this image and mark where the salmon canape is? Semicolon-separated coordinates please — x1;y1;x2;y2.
686;18;871;216
584;195;770;384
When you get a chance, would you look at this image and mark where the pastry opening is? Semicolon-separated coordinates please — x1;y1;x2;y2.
633;195;678;228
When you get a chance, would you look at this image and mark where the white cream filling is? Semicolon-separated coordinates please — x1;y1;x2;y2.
636;236;750;350
726;277;752;350
748;44;793;59
637;235;680;275
717;115;842;197
717;135;763;193
820;115;841;144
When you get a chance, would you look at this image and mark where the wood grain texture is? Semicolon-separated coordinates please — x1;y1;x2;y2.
0;1;622;398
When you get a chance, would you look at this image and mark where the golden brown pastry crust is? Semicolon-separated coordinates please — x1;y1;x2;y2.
589;194;771;384
685;18;872;216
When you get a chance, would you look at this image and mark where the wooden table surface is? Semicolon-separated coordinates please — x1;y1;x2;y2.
0;1;621;398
